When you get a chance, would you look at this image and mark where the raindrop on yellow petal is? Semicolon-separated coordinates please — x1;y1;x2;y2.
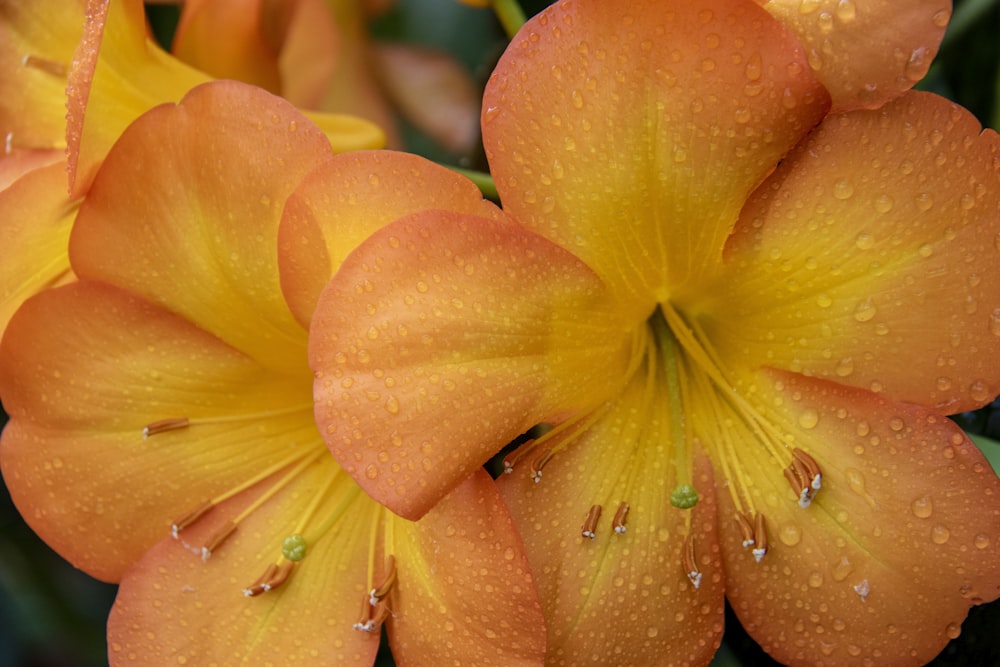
833;179;854;200
798;409;819;429
911;494;933;519
853;298;877;322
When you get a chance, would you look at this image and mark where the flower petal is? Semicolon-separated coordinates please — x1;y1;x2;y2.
498;371;725;666
279;150;501;329
482;0;829;302
718;370;1000;666
0;282;315;581
70;80;330;373
759;0;950;112
310;211;633;519
107;456;381;665
388;469;546;666
0;161;76;339
0;0;83;151
711;91;1000;413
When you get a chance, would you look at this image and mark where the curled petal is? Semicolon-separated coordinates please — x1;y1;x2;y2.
0;161;77;339
498;372;724;666
483;0;829;302
759;0;950;111
310;212;633;519
279;150;500;329
388;470;546;666
0;282;315;581
108;457;380;665
70;81;330;373
719;370;1000;666
712;91;1000;413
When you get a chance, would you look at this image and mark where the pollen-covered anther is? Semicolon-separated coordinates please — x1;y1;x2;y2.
581;504;602;540
751;512;769;563
170;500;214;539
529;447;555;484
243;560;295;597
611;502;630;535
142;417;190;440
368;555;397;606
735;512;755;548
353;598;390;633
200;520;237;560
21;53;67;77
783;449;822;508
682;533;702;590
501;438;536;475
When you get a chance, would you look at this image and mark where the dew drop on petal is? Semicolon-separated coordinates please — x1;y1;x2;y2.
830;556;853;582
911;494;933;518
970;379;993;403
798;409;819;429
779;523;802;546
853;298;877;322
855;232;874;250
808;571;825;588
946;623;962;640
873;194;894;213
933;8;951;27
833;179;854;200
835;357;854;377
975;534;991;549
989;309;1000;337
931;525;951;545
365;464;379;479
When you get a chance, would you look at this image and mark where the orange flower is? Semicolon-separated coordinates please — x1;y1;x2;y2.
0;81;545;665
308;0;1000;664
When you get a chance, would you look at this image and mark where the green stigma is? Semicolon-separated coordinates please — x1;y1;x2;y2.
281;533;307;561
670;484;699;509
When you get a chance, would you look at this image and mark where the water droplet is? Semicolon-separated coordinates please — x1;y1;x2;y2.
836;0;856;21
835;357;854;377
932;9;951;27
975;534;991;549
799;0;822;14
917;243;933;258
946;623;961;640
855;232;874;250
416;281;429;293
816;294;833;308
853;298;877;322
779;523;802;546
808;571;825;588
365;464;379;479
936;376;953;391
833;179;854;200
745;53;762;81
911;495;933;518
831;556;853;581
856;421;870;436
483;106;500;124
646;626;659;638
905;46;928;81
989;309;1000;337
798;409;819;429
384;396;399;414
571;89;584;109
889;417;904;432
872;194;894;213
970;379;993;403
915;192;934;211
931;525;951;544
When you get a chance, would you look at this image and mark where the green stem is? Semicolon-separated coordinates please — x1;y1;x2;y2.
492;0;527;39
447;166;499;201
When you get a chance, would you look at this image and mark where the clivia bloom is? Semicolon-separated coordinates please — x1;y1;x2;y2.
0;81;545;665
309;0;1000;664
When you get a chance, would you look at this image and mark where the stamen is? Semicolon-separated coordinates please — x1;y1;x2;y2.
735;512;755;548
142;417;190;439
242;561;295;597
682;533;702;590
501;438;536;474
783;454;819;508
353;598;390;633
580;504;602;540
170;500;213;538
611;502;630;535
201;519;237;560
21;54;67;77
368;555;397;605
793;448;823;492
529;447;554;484
752;512;768;563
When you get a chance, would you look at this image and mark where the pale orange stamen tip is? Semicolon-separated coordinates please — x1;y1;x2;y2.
501;439;536;474
201;520;237;560
752;512;769;563
142;417;190;439
611;502;630;535
368;555;397;606
353;598;391;633
581;504;602;540
243;561;295;597
735;512;755;548
170;500;214;538
682;534;702;590
785;448;822;508
529;447;554;484
21;54;67;77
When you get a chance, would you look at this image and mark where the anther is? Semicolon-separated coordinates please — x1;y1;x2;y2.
783;454;819;508
243;560;295;597
611;502;630;535
529;447;554;484
368;555;397;606
682;533;702;590
793;448;823;492
581;504;602;540
501;439;536;474
170;500;214;538
752;512;768;563
201;520;237;560
353;598;390;633
735;512;755;548
21;54;67;77
142;417;190;439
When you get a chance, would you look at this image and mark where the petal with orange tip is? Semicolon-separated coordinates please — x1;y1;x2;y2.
758;0;951;112
498;369;724;666
0;281;316;582
711;91;1000;413
388;469;546;666
279;150;500;329
108;456;381;665
482;0;829;302
0;161;77;339
0;0;84;151
718;369;1000;666
70;81;330;374
310;211;634;519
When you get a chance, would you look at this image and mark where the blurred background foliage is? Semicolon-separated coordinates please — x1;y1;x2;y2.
2;0;1000;665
